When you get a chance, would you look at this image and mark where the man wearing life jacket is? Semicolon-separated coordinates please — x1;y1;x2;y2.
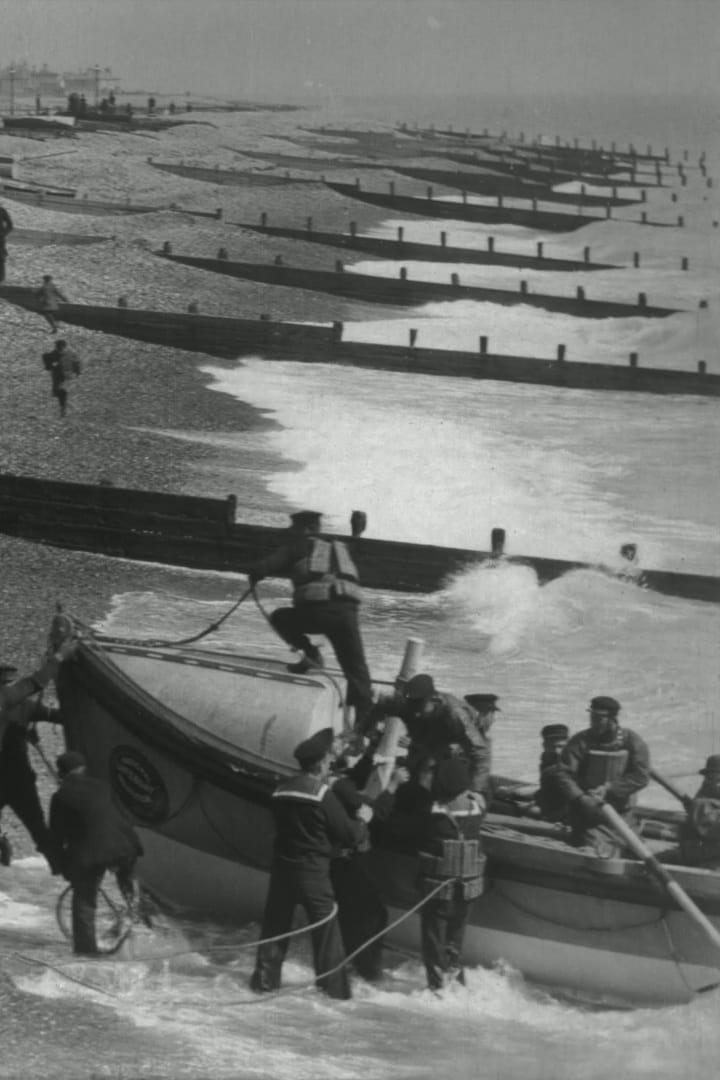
248;509;373;732
250;727;370;1000
678;755;720;868
372;675;496;797
554;696;650;857
416;758;486;991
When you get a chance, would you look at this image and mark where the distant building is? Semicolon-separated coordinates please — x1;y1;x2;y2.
0;63;120;99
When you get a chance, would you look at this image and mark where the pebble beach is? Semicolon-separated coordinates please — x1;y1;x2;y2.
0;97;402;853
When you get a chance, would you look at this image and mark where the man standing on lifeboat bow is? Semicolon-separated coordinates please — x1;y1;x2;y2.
248;510;374;733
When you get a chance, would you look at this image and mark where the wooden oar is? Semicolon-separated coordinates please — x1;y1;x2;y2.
650;767;692;809
600;802;720;952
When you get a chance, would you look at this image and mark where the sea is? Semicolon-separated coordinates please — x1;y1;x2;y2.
1;89;719;1079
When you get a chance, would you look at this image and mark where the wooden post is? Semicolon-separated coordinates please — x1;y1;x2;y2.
274;254;283;266
576;285;585;301
260;212;267;226
491;528;506;557
118;296;128;308
400;266;407;280
397;225;404;243
641;189;647;202
698;361;707;375
641;211;647;224
537;241;543;259
520;280;528;294
557;344;566;362
188;301;199;314
451;272;460;287
584;246;590;264
629;352;638;367
306;216;313;232
479;336;488;355
497;193;503;208
462;190;468;204
638;292;647;308
633;252;640;268
681;257;689;271
215;208;223;220
427;186;433;201
678;215;685;227
349;220;357;237
333;321;343;340
217;247;228;261
440;231;447;247
162;241;172;254
335;260;344;273
488;236;495;252
389;180;395;196
409;328;417;347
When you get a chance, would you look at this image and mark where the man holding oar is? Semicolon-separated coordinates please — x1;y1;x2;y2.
553;696;650;857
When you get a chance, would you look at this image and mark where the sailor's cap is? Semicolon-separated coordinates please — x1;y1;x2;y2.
294;727;335;766
465;693;500;713
700;755;720;776
404;674;435;701
56;750;86;776
589;696;621;716
541;724;569;741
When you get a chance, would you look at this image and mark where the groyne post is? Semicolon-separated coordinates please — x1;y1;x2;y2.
479;336;488;355
440;231;447;247
488;236;495;253
583;246;590;264
633;252;640;268
576;286;585;301
397;226;404;243
349;221;357;236
629;352;639;367
400;266;407;280
409;328;417;347
638;292;647;308
335;260;344;273
260;212;267;226
491;528;506;557
557;344;566;362
537;241;543;259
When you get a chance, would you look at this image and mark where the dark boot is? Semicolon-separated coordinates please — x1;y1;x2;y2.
287;645;324;674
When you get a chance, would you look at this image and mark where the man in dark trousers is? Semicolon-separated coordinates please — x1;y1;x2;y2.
416;759;486;992
250;728;368;1000
49;750;143;956
553;696;650;857
0;661;65;871
42;339;81;417
0;202;12;283
248;509;374;732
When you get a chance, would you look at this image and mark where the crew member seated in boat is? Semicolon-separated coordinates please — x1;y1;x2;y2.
678;755;720;868
416;759;486;992
534;723;570;821
328;743;388;983
370;675;496;797
248;509;374;732
49;751;143;956
0;640;77;871
554;696;650;858
250;728;369;1000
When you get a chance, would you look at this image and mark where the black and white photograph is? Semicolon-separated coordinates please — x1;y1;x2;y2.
0;1;718;1077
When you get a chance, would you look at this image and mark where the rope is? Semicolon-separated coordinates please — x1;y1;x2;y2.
55;885;135;956
64;586;253;651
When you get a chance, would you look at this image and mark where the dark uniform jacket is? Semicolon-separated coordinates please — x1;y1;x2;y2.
378;691;492;795
679;796;720;866
49;773;143;876
554;727;650;813
0;656;61;745
271;772;365;870
0;699;59;783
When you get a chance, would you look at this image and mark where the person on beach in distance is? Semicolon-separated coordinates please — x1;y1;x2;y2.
42;339;81;417
248;509;374;732
0;641;77;870
553;696;650;857
250;728;367;1000
36;274;68;333
0;202;13;283
49;750;143;956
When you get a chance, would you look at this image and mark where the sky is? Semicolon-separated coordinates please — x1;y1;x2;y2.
1;0;719;102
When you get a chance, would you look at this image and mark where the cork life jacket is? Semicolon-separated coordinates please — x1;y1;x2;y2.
418;791;486;901
291;538;362;604
578;729;631;791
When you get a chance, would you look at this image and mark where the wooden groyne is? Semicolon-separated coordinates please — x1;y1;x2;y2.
11;228;111;247
233;149;384;172
391;167;642;208
0;187;222;219
0;285;713;398
0;473;717;605
148;161;319;186
234;220;619;271
325;180;607;231
439;153;664;189
155;250;682;320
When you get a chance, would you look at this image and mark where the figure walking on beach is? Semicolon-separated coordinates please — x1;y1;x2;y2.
36;274;68;333
42;339;82;417
0;203;13;283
